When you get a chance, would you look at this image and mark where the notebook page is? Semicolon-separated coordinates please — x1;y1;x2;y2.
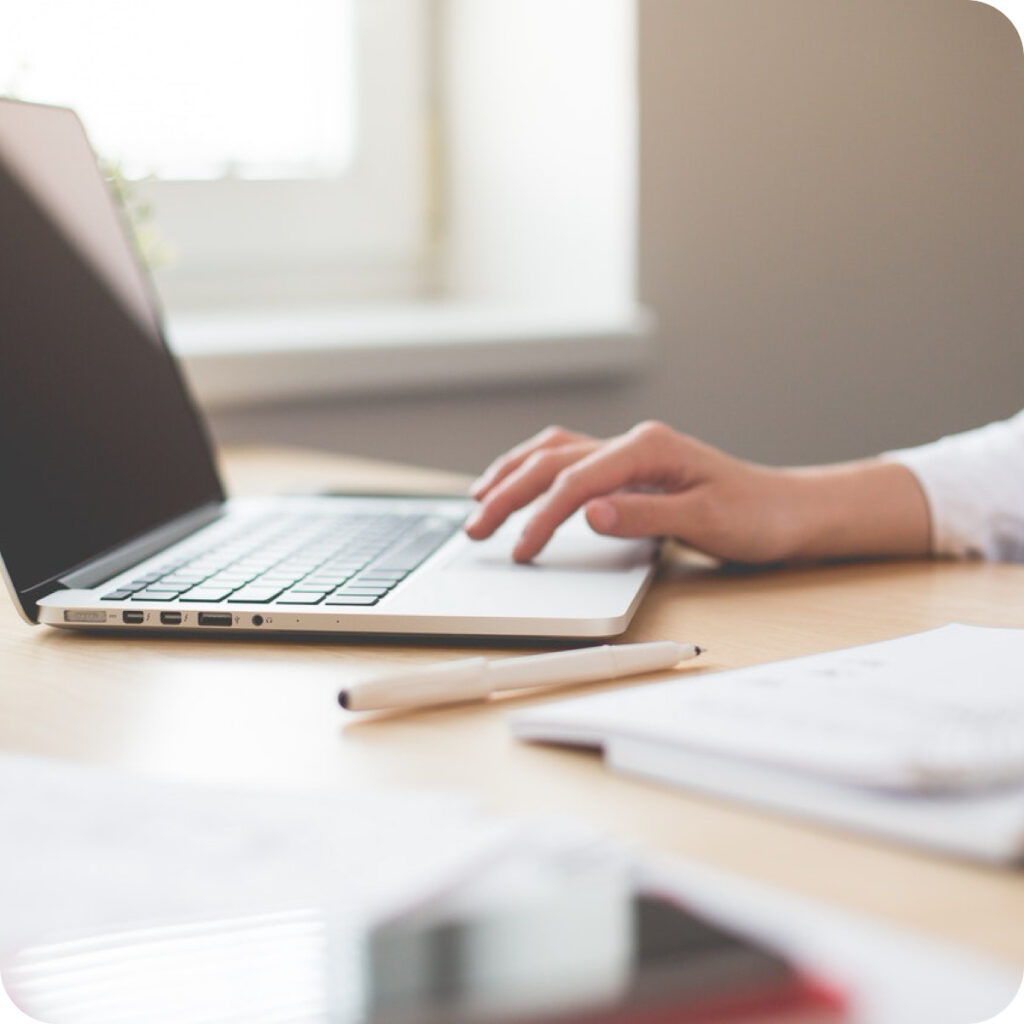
510;624;1024;793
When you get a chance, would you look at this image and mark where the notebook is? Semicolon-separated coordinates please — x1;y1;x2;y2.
511;624;1024;863
0;98;656;640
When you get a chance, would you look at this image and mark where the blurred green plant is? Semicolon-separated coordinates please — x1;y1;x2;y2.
98;158;175;272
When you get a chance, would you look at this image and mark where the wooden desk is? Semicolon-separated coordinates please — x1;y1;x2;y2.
2;446;1022;966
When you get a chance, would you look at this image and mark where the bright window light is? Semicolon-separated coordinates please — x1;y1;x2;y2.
0;1;355;180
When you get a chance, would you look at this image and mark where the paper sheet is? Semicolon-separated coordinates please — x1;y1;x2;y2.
0;753;512;964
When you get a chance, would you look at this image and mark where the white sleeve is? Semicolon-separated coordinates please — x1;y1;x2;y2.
881;410;1024;561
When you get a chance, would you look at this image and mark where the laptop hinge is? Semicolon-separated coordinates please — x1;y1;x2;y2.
58;502;224;591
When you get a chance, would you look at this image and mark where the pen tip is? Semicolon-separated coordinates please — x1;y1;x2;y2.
337;691;350;710
695;645;705;655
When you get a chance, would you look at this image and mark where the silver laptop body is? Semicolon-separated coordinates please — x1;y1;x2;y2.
0;99;656;640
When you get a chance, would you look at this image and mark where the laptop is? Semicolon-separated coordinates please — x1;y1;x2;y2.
0;99;657;640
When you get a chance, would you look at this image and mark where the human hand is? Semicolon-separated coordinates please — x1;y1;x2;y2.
464;422;806;563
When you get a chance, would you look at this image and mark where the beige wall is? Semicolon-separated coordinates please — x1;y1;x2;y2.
211;0;1024;474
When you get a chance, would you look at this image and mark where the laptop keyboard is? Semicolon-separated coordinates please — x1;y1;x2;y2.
100;511;461;607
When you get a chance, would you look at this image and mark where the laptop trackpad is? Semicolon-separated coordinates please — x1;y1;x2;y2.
441;509;655;574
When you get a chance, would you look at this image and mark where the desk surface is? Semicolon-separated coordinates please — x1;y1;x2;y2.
2;445;1023;964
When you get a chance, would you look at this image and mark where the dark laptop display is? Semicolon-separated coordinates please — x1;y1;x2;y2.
0;102;222;620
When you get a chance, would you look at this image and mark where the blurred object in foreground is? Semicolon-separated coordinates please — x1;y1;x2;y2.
363;852;846;1024
2;857;846;1024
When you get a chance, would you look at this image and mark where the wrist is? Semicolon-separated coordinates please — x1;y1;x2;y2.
781;461;932;562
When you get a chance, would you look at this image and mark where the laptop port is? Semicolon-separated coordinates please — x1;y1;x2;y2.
64;609;108;624
122;610;144;624
160;611;182;625
198;612;232;627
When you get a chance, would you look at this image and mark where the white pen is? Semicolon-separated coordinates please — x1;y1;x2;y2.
338;640;703;712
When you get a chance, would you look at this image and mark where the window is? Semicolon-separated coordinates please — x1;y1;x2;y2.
1;0;430;309
3;0;647;404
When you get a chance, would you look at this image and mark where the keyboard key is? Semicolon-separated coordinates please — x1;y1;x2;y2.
349;576;399;588
277;591;326;604
227;586;287;603
131;590;180;602
180;587;236;602
302;574;354;586
325;594;381;606
335;585;392;598
101;590;135;601
130;573;164;586
250;574;300;588
160;571;210;585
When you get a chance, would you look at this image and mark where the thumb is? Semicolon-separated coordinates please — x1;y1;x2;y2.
585;492;701;539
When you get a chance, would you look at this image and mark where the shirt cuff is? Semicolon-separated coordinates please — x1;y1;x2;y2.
881;410;1024;562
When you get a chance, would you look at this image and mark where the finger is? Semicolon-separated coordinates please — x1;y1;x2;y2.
511;429;678;561
469;426;590;500
470;426;589;500
586;492;703;539
465;443;595;540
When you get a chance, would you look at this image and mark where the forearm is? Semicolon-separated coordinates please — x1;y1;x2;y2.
783;460;932;562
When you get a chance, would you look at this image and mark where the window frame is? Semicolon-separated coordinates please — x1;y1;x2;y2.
137;0;431;312
169;0;651;408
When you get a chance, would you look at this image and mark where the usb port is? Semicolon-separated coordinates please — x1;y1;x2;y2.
160;611;182;625
122;610;144;624
198;612;232;627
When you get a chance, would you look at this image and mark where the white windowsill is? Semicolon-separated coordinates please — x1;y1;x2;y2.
168;304;655;409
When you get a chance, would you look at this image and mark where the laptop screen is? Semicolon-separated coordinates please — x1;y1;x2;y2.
0;101;223;617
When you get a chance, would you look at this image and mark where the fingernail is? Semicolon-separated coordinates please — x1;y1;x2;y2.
465;510;483;533
587;500;618;532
